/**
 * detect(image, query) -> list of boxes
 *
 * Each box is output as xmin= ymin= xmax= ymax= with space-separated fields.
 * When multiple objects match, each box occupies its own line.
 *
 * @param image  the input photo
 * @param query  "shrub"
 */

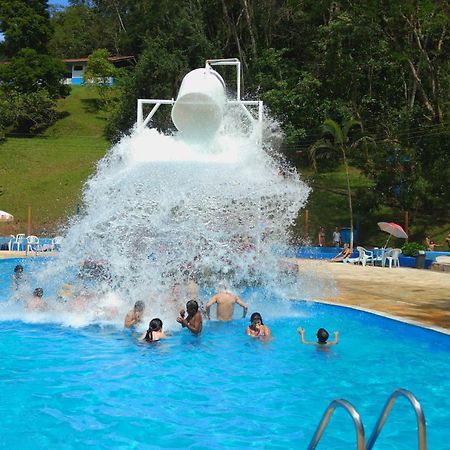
xmin=401 ymin=242 xmax=427 ymax=257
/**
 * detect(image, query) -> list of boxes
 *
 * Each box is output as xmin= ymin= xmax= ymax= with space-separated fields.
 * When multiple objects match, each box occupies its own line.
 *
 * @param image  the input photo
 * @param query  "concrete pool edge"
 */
xmin=303 ymin=298 xmax=450 ymax=336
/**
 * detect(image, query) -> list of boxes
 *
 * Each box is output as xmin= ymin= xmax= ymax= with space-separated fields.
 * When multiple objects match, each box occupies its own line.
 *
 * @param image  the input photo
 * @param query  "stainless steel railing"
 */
xmin=307 ymin=399 xmax=366 ymax=450
xmin=306 ymin=388 xmax=426 ymax=450
xmin=366 ymin=388 xmax=426 ymax=450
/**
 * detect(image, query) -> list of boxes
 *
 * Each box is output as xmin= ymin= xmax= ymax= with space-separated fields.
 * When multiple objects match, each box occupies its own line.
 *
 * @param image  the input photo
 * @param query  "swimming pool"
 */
xmin=1 ymin=259 xmax=449 ymax=449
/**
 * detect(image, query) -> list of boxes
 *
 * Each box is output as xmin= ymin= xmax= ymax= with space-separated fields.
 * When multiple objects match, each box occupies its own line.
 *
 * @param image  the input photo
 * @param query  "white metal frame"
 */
xmin=136 ymin=58 xmax=263 ymax=142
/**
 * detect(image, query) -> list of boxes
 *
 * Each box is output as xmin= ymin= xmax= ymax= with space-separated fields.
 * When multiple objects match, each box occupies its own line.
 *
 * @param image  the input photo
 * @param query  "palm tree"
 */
xmin=309 ymin=119 xmax=363 ymax=249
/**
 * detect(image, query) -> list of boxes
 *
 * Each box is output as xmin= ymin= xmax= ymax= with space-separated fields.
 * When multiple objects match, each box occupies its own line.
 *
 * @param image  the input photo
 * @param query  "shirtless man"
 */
xmin=205 ymin=287 xmax=248 ymax=321
xmin=124 ymin=300 xmax=145 ymax=328
xmin=177 ymin=300 xmax=202 ymax=335
xmin=27 ymin=288 xmax=47 ymax=311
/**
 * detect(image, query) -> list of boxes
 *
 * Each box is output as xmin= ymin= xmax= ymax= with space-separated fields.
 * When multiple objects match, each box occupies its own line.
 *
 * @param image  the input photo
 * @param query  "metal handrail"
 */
xmin=366 ymin=388 xmax=426 ymax=450
xmin=307 ymin=399 xmax=366 ymax=450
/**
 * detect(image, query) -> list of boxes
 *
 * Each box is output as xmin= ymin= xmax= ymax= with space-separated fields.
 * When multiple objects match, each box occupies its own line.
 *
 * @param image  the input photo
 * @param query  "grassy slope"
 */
xmin=0 ymin=87 xmax=447 ymax=245
xmin=295 ymin=166 xmax=449 ymax=248
xmin=0 ymin=86 xmax=109 ymax=234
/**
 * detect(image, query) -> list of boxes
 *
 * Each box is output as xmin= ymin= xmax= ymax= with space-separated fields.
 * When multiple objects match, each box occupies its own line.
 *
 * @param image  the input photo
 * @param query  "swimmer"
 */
xmin=205 ymin=284 xmax=248 ymax=321
xmin=124 ymin=300 xmax=145 ymax=328
xmin=27 ymin=287 xmax=47 ymax=311
xmin=297 ymin=327 xmax=339 ymax=346
xmin=177 ymin=300 xmax=202 ymax=335
xmin=140 ymin=318 xmax=167 ymax=342
xmin=246 ymin=312 xmax=271 ymax=338
xmin=12 ymin=265 xmax=28 ymax=291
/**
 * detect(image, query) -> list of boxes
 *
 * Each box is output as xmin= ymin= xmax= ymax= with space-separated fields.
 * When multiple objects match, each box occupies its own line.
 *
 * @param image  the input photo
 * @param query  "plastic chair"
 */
xmin=26 ymin=235 xmax=41 ymax=255
xmin=51 ymin=236 xmax=64 ymax=251
xmin=10 ymin=234 xmax=26 ymax=251
xmin=356 ymin=246 xmax=374 ymax=266
xmin=384 ymin=248 xmax=402 ymax=268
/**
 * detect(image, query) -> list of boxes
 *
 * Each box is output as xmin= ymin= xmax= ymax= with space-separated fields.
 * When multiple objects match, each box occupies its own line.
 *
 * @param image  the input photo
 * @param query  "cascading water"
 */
xmin=8 ymin=64 xmax=320 ymax=327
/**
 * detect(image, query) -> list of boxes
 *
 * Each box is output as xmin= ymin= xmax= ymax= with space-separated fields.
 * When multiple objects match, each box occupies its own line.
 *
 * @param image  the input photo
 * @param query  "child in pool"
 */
xmin=140 ymin=318 xmax=166 ymax=342
xmin=246 ymin=312 xmax=271 ymax=338
xmin=297 ymin=327 xmax=339 ymax=346
xmin=12 ymin=265 xmax=28 ymax=291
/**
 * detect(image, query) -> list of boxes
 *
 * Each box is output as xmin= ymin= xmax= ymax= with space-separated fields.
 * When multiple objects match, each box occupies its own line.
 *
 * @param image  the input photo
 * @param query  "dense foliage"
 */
xmin=0 ymin=0 xmax=68 ymax=134
xmin=1 ymin=0 xmax=449 ymax=217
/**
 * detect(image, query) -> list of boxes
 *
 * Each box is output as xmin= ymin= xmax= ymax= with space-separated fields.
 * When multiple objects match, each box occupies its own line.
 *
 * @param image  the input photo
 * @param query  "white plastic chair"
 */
xmin=356 ymin=246 xmax=374 ymax=266
xmin=51 ymin=236 xmax=64 ymax=251
xmin=384 ymin=248 xmax=402 ymax=268
xmin=9 ymin=234 xmax=25 ymax=251
xmin=26 ymin=235 xmax=41 ymax=255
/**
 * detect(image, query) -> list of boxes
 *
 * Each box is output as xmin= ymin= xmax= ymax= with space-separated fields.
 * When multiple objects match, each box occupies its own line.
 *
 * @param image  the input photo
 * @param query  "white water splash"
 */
xmin=15 ymin=103 xmax=311 ymax=328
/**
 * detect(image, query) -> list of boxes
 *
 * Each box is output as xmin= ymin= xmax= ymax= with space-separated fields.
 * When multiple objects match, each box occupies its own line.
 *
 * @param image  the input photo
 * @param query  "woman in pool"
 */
xmin=297 ymin=327 xmax=339 ymax=346
xmin=12 ymin=265 xmax=28 ymax=291
xmin=140 ymin=318 xmax=166 ymax=342
xmin=246 ymin=312 xmax=271 ymax=338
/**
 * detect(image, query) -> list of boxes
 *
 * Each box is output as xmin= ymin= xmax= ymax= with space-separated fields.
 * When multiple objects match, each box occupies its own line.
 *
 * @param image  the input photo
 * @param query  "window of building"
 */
xmin=73 ymin=65 xmax=84 ymax=71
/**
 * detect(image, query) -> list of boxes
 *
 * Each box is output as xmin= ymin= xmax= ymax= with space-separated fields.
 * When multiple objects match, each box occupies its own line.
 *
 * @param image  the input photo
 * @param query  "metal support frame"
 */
xmin=136 ymin=58 xmax=263 ymax=143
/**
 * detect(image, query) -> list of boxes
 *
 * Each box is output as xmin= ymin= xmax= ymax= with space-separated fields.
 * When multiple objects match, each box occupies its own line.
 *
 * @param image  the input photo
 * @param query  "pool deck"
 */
xmin=290 ymin=259 xmax=450 ymax=334
xmin=0 ymin=251 xmax=57 ymax=259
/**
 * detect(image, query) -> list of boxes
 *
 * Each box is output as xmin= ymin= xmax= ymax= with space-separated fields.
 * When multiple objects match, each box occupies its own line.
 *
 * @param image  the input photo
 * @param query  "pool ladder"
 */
xmin=307 ymin=388 xmax=426 ymax=450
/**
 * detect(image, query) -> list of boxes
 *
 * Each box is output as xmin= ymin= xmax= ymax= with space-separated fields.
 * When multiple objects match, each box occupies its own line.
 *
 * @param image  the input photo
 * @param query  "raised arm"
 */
xmin=205 ymin=295 xmax=217 ymax=319
xmin=297 ymin=327 xmax=315 ymax=345
xmin=327 ymin=331 xmax=339 ymax=346
xmin=235 ymin=297 xmax=248 ymax=318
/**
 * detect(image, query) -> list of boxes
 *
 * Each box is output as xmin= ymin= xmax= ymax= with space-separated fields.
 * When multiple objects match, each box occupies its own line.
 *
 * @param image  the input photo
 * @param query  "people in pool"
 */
xmin=205 ymin=283 xmax=248 ymax=321
xmin=12 ymin=265 xmax=28 ymax=291
xmin=140 ymin=318 xmax=166 ymax=342
xmin=124 ymin=300 xmax=145 ymax=328
xmin=297 ymin=327 xmax=339 ymax=346
xmin=27 ymin=287 xmax=47 ymax=311
xmin=246 ymin=312 xmax=271 ymax=338
xmin=177 ymin=299 xmax=203 ymax=335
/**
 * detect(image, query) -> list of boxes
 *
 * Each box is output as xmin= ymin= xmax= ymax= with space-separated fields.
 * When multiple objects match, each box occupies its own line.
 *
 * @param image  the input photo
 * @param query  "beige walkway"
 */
xmin=0 ymin=251 xmax=57 ymax=259
xmin=291 ymin=259 xmax=450 ymax=333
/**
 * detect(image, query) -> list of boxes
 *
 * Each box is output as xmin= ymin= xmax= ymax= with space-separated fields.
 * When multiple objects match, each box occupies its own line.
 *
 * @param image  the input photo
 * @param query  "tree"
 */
xmin=311 ymin=119 xmax=364 ymax=249
xmin=0 ymin=0 xmax=52 ymax=56
xmin=0 ymin=48 xmax=68 ymax=98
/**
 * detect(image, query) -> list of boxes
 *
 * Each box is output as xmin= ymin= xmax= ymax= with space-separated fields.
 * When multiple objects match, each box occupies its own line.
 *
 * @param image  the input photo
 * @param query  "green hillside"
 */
xmin=0 ymin=85 xmax=447 ymax=246
xmin=0 ymin=86 xmax=109 ymax=235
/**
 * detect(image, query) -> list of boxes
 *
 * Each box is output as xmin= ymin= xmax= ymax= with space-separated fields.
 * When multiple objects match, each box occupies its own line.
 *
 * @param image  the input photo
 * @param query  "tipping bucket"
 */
xmin=171 ymin=68 xmax=226 ymax=135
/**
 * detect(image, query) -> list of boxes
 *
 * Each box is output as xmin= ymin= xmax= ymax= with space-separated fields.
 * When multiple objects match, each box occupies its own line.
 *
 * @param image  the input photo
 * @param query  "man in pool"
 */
xmin=124 ymin=300 xmax=145 ymax=328
xmin=177 ymin=300 xmax=202 ymax=334
xmin=205 ymin=285 xmax=248 ymax=321
xmin=297 ymin=327 xmax=339 ymax=346
xmin=27 ymin=288 xmax=47 ymax=311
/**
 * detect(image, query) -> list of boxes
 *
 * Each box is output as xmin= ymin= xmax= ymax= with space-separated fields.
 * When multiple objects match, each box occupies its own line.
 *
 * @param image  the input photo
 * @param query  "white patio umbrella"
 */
xmin=377 ymin=221 xmax=408 ymax=248
xmin=0 ymin=210 xmax=14 ymax=222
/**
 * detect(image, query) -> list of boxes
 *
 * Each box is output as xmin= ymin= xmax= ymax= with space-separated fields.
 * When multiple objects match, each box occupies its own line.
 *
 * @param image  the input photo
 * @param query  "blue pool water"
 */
xmin=1 ymin=259 xmax=449 ymax=449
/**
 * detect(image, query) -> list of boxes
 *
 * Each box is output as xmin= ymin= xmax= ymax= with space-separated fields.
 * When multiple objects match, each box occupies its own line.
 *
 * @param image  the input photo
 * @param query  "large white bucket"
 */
xmin=171 ymin=68 xmax=226 ymax=135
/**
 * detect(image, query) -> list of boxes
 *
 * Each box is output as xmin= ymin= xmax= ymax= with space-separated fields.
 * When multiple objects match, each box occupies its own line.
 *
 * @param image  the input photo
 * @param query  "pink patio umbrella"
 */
xmin=377 ymin=221 xmax=408 ymax=248
xmin=0 ymin=210 xmax=14 ymax=222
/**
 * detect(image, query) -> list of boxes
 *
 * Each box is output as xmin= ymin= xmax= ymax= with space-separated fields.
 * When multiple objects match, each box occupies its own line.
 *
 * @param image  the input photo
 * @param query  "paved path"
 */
xmin=290 ymin=259 xmax=450 ymax=334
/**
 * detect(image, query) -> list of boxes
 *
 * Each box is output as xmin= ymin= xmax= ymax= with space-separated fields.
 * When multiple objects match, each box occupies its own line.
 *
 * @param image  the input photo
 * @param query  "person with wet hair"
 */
xmin=177 ymin=299 xmax=202 ymax=335
xmin=27 ymin=287 xmax=47 ymax=311
xmin=12 ymin=264 xmax=28 ymax=291
xmin=297 ymin=327 xmax=339 ymax=346
xmin=140 ymin=318 xmax=166 ymax=342
xmin=206 ymin=283 xmax=248 ymax=321
xmin=246 ymin=312 xmax=271 ymax=338
xmin=124 ymin=300 xmax=146 ymax=328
